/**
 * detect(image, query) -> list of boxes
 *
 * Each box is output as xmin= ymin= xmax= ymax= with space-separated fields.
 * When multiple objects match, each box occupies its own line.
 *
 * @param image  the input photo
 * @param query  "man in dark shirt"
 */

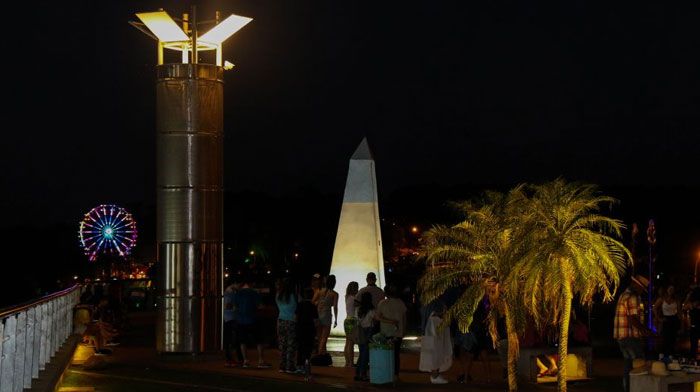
xmin=357 ymin=272 xmax=385 ymax=307
xmin=234 ymin=278 xmax=271 ymax=368
xmin=223 ymin=282 xmax=244 ymax=367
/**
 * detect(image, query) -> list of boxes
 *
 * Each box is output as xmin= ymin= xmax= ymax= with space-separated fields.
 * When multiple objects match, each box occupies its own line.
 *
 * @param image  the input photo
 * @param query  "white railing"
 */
xmin=0 ymin=285 xmax=81 ymax=392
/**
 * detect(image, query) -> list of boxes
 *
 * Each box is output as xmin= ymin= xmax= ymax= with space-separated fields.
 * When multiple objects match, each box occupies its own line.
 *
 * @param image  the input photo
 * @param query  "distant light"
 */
xmin=135 ymin=11 xmax=189 ymax=42
xmin=266 ymin=270 xmax=271 ymax=275
xmin=224 ymin=273 xmax=230 ymax=278
xmin=294 ymin=253 xmax=299 ymax=258
xmin=223 ymin=61 xmax=235 ymax=70
xmin=249 ymin=250 xmax=255 ymax=255
xmin=411 ymin=226 xmax=419 ymax=233
xmin=657 ymin=274 xmax=660 ymax=279
xmin=199 ymin=14 xmax=253 ymax=45
xmin=73 ymin=275 xmax=78 ymax=280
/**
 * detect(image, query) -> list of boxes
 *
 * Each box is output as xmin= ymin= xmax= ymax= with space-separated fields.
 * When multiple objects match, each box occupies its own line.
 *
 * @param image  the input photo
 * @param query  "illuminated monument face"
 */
xmin=329 ymin=138 xmax=385 ymax=335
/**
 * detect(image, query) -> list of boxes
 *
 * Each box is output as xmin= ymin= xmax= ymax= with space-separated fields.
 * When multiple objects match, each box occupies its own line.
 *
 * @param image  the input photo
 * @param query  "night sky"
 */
xmin=3 ymin=1 xmax=700 ymax=297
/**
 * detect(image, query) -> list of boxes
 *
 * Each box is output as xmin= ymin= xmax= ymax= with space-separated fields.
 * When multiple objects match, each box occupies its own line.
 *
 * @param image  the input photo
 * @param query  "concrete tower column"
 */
xmin=155 ymin=64 xmax=224 ymax=353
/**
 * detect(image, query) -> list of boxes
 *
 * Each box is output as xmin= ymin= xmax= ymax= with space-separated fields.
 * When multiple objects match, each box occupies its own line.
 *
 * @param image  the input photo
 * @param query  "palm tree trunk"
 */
xmin=504 ymin=304 xmax=519 ymax=392
xmin=558 ymin=282 xmax=573 ymax=392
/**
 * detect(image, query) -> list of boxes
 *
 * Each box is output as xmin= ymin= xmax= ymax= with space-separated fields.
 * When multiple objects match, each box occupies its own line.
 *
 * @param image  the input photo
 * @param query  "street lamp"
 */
xmin=131 ymin=7 xmax=252 ymax=354
xmin=133 ymin=9 xmax=251 ymax=66
xmin=646 ymin=219 xmax=656 ymax=334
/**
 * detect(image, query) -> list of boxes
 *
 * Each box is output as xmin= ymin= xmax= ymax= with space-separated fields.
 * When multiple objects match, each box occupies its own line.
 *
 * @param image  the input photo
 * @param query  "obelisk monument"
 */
xmin=329 ymin=138 xmax=385 ymax=335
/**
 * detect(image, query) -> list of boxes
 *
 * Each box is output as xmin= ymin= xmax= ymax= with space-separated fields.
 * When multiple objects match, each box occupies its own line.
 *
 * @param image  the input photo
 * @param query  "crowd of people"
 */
xmin=614 ymin=274 xmax=700 ymax=392
xmin=71 ymin=272 xmax=597 ymax=386
xmin=223 ymin=271 xmax=411 ymax=382
xmin=223 ymin=270 xmax=540 ymax=385
xmin=67 ymin=264 xmax=700 ymax=390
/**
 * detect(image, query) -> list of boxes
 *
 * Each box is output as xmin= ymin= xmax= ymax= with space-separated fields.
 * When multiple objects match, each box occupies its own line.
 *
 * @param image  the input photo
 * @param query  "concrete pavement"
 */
xmin=59 ymin=312 xmax=625 ymax=392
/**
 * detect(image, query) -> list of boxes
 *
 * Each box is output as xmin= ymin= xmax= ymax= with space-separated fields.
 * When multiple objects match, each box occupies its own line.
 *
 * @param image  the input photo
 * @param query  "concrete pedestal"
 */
xmin=630 ymin=373 xmax=700 ymax=392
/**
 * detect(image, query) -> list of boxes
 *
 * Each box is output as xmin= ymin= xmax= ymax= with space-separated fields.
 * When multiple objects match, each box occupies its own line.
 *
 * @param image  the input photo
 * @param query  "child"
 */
xmin=354 ymin=292 xmax=376 ymax=381
xmin=296 ymin=287 xmax=319 ymax=373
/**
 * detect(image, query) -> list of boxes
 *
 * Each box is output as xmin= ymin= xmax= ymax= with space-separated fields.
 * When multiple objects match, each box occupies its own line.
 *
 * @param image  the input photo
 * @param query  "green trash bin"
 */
xmin=369 ymin=343 xmax=395 ymax=385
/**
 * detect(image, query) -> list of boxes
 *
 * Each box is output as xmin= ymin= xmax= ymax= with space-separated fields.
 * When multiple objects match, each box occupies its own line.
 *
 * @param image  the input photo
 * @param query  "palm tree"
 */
xmin=510 ymin=180 xmax=630 ymax=392
xmin=418 ymin=187 xmax=528 ymax=392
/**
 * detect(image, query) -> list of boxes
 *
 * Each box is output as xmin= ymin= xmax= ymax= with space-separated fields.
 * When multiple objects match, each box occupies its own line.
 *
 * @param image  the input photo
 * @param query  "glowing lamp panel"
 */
xmin=199 ymin=14 xmax=253 ymax=45
xmin=136 ymin=11 xmax=188 ymax=42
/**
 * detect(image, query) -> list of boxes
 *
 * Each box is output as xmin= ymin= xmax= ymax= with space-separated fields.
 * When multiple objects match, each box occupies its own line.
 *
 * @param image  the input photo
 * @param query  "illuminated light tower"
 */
xmin=329 ymin=138 xmax=385 ymax=335
xmin=131 ymin=8 xmax=252 ymax=354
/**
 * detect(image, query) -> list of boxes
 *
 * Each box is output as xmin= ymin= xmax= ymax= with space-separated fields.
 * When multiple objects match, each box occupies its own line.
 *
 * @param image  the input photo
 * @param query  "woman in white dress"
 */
xmin=344 ymin=281 xmax=359 ymax=367
xmin=419 ymin=303 xmax=453 ymax=384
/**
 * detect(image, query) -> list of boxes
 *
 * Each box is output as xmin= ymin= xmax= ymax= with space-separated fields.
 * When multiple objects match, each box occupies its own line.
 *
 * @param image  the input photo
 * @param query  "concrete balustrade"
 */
xmin=0 ymin=286 xmax=81 ymax=392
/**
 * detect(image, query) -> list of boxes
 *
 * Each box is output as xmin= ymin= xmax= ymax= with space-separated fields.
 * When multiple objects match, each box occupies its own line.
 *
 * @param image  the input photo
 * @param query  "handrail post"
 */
xmin=0 ymin=314 xmax=17 ymax=392
xmin=13 ymin=312 xmax=26 ymax=392
xmin=23 ymin=307 xmax=35 ymax=389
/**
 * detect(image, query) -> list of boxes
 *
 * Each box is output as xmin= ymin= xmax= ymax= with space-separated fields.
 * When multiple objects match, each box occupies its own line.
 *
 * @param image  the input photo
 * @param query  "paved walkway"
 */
xmin=59 ymin=312 xmax=625 ymax=392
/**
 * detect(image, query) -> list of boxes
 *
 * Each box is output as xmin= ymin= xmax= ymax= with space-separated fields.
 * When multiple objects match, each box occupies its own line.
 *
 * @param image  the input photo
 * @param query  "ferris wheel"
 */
xmin=79 ymin=204 xmax=138 ymax=262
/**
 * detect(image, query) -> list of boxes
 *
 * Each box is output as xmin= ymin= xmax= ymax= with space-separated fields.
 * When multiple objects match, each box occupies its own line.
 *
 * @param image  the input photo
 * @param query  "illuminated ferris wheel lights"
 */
xmin=78 ymin=204 xmax=138 ymax=262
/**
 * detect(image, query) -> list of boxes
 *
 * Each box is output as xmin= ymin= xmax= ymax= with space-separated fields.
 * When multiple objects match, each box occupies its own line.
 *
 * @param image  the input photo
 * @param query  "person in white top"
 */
xmin=313 ymin=275 xmax=339 ymax=355
xmin=653 ymin=285 xmax=681 ymax=356
xmin=376 ymin=285 xmax=407 ymax=379
xmin=419 ymin=302 xmax=452 ymax=384
xmin=343 ymin=281 xmax=359 ymax=367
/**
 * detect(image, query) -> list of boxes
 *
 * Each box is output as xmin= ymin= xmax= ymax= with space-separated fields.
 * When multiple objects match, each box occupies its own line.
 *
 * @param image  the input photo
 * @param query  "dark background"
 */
xmin=2 ymin=1 xmax=699 ymax=306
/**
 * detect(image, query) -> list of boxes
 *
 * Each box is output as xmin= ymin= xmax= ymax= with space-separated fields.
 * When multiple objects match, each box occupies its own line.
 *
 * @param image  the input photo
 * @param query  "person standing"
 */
xmin=357 ymin=272 xmax=385 ymax=308
xmin=683 ymin=287 xmax=700 ymax=359
xmin=235 ymin=277 xmax=271 ymax=368
xmin=224 ymin=282 xmax=244 ymax=367
xmin=276 ymin=278 xmax=297 ymax=373
xmin=419 ymin=302 xmax=452 ymax=384
xmin=344 ymin=281 xmax=359 ymax=367
xmin=313 ymin=275 xmax=338 ymax=355
xmin=455 ymin=304 xmax=492 ymax=383
xmin=296 ymin=288 xmax=319 ymax=372
xmin=354 ymin=292 xmax=376 ymax=382
xmin=615 ymin=275 xmax=653 ymax=392
xmin=654 ymin=285 xmax=681 ymax=357
xmin=376 ymin=285 xmax=407 ymax=379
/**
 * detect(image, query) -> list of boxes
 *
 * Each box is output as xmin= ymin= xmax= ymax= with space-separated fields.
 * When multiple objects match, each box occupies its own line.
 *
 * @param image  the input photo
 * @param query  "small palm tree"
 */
xmin=510 ymin=180 xmax=630 ymax=392
xmin=418 ymin=187 xmax=528 ymax=392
